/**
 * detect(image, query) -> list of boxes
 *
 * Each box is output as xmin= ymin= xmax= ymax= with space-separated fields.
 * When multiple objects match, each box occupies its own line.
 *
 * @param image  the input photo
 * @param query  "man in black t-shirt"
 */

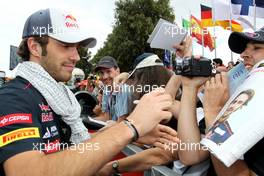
xmin=0 ymin=77 xmax=71 ymax=175
xmin=0 ymin=8 xmax=173 ymax=175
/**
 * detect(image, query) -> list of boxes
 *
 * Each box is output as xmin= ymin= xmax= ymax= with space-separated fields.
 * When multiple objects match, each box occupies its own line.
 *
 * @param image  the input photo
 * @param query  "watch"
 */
xmin=112 ymin=160 xmax=119 ymax=174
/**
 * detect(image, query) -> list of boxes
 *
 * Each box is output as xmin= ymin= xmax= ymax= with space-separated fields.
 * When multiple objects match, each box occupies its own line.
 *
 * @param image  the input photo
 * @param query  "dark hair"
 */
xmin=213 ymin=58 xmax=223 ymax=66
xmin=234 ymin=89 xmax=255 ymax=106
xmin=219 ymin=89 xmax=255 ymax=122
xmin=228 ymin=61 xmax=234 ymax=65
xmin=17 ymin=36 xmax=49 ymax=61
xmin=126 ymin=66 xmax=173 ymax=113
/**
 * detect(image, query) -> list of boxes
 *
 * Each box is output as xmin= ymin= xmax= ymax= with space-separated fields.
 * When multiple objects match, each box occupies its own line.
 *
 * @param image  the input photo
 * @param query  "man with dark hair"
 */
xmin=0 ymin=8 xmax=173 ymax=175
xmin=95 ymin=56 xmax=130 ymax=122
xmin=213 ymin=58 xmax=228 ymax=72
xmin=17 ymin=36 xmax=49 ymax=60
xmin=167 ymin=27 xmax=264 ymax=176
xmin=207 ymin=26 xmax=264 ymax=176
xmin=213 ymin=58 xmax=223 ymax=66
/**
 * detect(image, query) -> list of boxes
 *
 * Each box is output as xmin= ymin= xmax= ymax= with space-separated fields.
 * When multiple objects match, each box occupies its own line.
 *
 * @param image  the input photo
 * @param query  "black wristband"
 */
xmin=123 ymin=119 xmax=139 ymax=142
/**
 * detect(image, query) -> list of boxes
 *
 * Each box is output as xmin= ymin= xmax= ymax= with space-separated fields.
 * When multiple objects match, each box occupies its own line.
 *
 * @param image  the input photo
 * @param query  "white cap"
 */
xmin=128 ymin=54 xmax=164 ymax=78
xmin=22 ymin=8 xmax=96 ymax=48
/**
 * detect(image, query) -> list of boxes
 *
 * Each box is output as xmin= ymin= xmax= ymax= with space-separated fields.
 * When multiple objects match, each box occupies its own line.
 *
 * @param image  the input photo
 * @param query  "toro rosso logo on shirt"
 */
xmin=0 ymin=113 xmax=32 ymax=127
xmin=39 ymin=103 xmax=51 ymax=112
xmin=39 ymin=103 xmax=54 ymax=122
xmin=41 ymin=112 xmax=54 ymax=122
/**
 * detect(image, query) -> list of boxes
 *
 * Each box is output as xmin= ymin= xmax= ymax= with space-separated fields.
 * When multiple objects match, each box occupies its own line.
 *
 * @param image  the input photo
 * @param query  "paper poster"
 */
xmin=201 ymin=61 xmax=264 ymax=167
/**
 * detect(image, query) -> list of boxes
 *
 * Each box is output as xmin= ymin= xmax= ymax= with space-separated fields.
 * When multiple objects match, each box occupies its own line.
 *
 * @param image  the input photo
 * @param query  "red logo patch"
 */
xmin=0 ymin=114 xmax=32 ymax=127
xmin=41 ymin=112 xmax=54 ymax=122
xmin=44 ymin=139 xmax=60 ymax=154
xmin=39 ymin=103 xmax=51 ymax=112
xmin=65 ymin=14 xmax=79 ymax=28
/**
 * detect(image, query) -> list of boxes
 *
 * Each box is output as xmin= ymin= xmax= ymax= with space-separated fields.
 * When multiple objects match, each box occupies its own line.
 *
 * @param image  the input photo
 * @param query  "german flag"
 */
xmin=201 ymin=4 xmax=215 ymax=27
xmin=200 ymin=4 xmax=243 ymax=32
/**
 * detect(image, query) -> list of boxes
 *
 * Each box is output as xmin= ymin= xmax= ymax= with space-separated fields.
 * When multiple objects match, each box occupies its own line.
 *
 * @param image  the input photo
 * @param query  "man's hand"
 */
xmin=204 ymin=72 xmax=230 ymax=126
xmin=173 ymin=36 xmax=192 ymax=58
xmin=136 ymin=124 xmax=179 ymax=145
xmin=113 ymin=72 xmax=129 ymax=85
xmin=127 ymin=88 xmax=173 ymax=137
xmin=95 ymin=163 xmax=113 ymax=176
xmin=181 ymin=76 xmax=208 ymax=90
xmin=93 ymin=105 xmax=103 ymax=116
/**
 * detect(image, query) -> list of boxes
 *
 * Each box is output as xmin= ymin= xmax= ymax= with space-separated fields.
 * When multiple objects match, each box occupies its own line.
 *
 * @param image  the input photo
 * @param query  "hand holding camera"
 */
xmin=175 ymin=56 xmax=213 ymax=77
xmin=173 ymin=36 xmax=192 ymax=58
xmin=173 ymin=36 xmax=213 ymax=77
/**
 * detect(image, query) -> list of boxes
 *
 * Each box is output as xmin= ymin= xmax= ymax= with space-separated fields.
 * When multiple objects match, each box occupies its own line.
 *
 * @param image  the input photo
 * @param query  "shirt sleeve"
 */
xmin=115 ymin=85 xmax=130 ymax=118
xmin=101 ymin=89 xmax=109 ymax=113
xmin=0 ymin=89 xmax=43 ymax=164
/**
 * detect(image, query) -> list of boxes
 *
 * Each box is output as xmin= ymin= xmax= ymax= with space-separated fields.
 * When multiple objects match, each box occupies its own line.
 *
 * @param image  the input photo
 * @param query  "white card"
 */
xmin=148 ymin=18 xmax=187 ymax=51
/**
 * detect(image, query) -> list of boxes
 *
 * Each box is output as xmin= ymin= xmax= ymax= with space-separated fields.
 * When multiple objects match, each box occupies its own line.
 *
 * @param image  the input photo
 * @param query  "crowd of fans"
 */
xmin=65 ymin=39 xmax=262 ymax=175
xmin=0 ymin=7 xmax=264 ymax=176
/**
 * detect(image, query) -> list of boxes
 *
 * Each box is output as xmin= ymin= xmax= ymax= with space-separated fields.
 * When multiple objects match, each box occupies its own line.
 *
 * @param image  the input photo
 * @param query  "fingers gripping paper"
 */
xmin=201 ymin=60 xmax=264 ymax=167
xmin=147 ymin=19 xmax=187 ymax=51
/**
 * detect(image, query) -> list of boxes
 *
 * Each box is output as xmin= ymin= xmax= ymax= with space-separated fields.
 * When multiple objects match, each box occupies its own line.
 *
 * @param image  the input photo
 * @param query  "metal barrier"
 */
xmin=122 ymin=144 xmax=181 ymax=176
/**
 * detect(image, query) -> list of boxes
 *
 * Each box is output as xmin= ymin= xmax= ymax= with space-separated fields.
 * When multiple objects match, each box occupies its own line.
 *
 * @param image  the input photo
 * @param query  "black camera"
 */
xmin=175 ymin=56 xmax=212 ymax=77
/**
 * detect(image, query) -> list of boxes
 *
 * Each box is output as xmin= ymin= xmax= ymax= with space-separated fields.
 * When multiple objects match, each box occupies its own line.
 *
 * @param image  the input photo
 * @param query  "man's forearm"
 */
xmin=5 ymin=122 xmax=134 ymax=176
xmin=178 ymin=87 xmax=201 ymax=144
xmin=177 ymin=87 xmax=208 ymax=165
xmin=165 ymin=75 xmax=181 ymax=99
xmin=46 ymin=122 xmax=134 ymax=175
xmin=5 ymin=88 xmax=172 ymax=176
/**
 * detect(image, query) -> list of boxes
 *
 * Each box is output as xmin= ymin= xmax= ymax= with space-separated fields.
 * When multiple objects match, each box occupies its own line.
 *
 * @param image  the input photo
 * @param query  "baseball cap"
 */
xmin=94 ymin=56 xmax=118 ymax=72
xmin=228 ymin=27 xmax=264 ymax=54
xmin=128 ymin=53 xmax=164 ymax=78
xmin=22 ymin=8 xmax=96 ymax=48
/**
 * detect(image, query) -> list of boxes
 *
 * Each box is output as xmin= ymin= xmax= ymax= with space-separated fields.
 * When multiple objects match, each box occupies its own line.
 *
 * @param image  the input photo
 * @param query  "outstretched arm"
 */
xmin=177 ymin=76 xmax=209 ymax=165
xmin=4 ymin=88 xmax=173 ymax=176
xmin=97 ymin=147 xmax=178 ymax=175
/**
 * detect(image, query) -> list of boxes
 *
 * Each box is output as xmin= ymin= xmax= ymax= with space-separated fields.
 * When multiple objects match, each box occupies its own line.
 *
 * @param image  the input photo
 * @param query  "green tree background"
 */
xmin=90 ymin=0 xmax=175 ymax=72
xmin=76 ymin=47 xmax=94 ymax=77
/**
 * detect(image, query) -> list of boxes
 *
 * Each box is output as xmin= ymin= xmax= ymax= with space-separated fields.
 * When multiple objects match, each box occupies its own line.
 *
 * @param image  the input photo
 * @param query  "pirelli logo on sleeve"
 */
xmin=0 ymin=127 xmax=40 ymax=147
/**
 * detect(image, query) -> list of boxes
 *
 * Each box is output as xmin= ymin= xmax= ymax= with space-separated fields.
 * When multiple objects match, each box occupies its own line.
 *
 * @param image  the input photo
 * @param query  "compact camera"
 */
xmin=175 ymin=56 xmax=213 ymax=77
